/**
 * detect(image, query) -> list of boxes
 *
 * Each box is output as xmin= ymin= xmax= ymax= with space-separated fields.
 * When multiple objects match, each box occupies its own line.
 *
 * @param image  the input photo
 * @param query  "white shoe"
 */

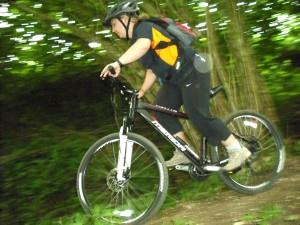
xmin=165 ymin=150 xmax=190 ymax=167
xmin=222 ymin=146 xmax=252 ymax=171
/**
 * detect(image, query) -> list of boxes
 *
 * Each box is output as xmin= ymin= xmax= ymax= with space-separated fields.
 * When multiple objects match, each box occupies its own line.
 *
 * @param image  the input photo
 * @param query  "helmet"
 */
xmin=103 ymin=0 xmax=139 ymax=26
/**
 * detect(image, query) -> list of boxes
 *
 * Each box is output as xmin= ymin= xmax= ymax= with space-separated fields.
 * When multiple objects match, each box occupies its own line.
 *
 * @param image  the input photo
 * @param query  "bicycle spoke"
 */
xmin=124 ymin=186 xmax=143 ymax=212
xmin=131 ymin=161 xmax=157 ymax=177
xmin=256 ymin=120 xmax=264 ymax=138
xmin=235 ymin=118 xmax=244 ymax=135
xmin=260 ymin=142 xmax=276 ymax=152
xmin=243 ymin=118 xmax=252 ymax=137
xmin=220 ymin=112 xmax=285 ymax=194
xmin=109 ymin=191 xmax=121 ymax=209
xmin=129 ymin=181 xmax=156 ymax=194
xmin=258 ymin=130 xmax=271 ymax=141
xmin=128 ymin=182 xmax=155 ymax=209
xmin=112 ymin=143 xmax=118 ymax=166
xmin=131 ymin=148 xmax=147 ymax=165
xmin=77 ymin=134 xmax=168 ymax=224
xmin=102 ymin=148 xmax=116 ymax=167
xmin=89 ymin=186 xmax=111 ymax=205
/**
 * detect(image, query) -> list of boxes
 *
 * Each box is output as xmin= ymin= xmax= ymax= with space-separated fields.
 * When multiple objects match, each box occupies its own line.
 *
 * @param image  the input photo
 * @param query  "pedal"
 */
xmin=175 ymin=164 xmax=190 ymax=172
xmin=203 ymin=165 xmax=221 ymax=172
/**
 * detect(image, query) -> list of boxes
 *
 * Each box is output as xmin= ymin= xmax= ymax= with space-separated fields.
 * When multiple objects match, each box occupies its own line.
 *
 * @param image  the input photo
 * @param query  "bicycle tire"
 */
xmin=217 ymin=110 xmax=285 ymax=195
xmin=76 ymin=132 xmax=168 ymax=224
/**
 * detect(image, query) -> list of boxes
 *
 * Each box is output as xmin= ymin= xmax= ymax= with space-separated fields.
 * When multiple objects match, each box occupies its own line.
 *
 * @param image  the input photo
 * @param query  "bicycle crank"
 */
xmin=175 ymin=164 xmax=190 ymax=172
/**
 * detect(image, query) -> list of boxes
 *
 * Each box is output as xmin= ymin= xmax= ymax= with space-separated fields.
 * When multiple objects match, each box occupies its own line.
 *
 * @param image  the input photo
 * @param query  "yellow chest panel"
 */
xmin=151 ymin=27 xmax=178 ymax=66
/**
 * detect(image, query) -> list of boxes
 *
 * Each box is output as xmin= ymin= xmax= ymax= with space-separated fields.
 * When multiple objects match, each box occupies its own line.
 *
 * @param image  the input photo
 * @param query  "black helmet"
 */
xmin=103 ymin=0 xmax=139 ymax=27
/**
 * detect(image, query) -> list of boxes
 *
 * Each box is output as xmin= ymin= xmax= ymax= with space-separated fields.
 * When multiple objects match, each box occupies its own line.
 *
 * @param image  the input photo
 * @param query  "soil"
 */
xmin=147 ymin=155 xmax=300 ymax=225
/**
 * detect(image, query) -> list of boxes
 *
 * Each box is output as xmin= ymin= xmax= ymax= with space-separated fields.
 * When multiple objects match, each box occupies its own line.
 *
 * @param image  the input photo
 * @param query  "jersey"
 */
xmin=132 ymin=20 xmax=195 ymax=83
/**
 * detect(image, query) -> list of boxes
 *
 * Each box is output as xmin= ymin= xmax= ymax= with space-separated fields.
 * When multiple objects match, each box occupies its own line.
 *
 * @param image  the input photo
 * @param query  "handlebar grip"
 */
xmin=108 ymin=65 xmax=116 ymax=75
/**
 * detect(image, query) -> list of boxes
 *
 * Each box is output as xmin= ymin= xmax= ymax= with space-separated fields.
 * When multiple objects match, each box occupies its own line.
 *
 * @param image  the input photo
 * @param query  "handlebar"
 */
xmin=108 ymin=65 xmax=116 ymax=75
xmin=105 ymin=72 xmax=136 ymax=100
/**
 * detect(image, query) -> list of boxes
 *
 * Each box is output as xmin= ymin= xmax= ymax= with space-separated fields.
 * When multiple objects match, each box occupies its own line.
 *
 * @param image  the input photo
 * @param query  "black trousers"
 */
xmin=155 ymin=71 xmax=231 ymax=146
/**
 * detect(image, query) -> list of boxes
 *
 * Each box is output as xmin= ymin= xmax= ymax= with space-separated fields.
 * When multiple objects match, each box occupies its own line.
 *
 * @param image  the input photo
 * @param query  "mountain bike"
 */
xmin=76 ymin=73 xmax=285 ymax=225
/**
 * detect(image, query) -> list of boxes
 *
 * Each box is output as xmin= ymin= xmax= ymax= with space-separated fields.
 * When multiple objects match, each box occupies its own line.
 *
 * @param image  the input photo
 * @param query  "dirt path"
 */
xmin=148 ymin=155 xmax=300 ymax=225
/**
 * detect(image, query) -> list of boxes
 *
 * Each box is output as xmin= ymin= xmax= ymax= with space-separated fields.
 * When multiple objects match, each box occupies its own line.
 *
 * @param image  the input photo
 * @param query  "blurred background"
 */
xmin=1 ymin=0 xmax=299 ymax=224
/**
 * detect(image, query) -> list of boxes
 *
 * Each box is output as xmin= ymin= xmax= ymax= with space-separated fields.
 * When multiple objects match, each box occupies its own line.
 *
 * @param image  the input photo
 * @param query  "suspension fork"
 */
xmin=116 ymin=117 xmax=134 ymax=182
xmin=116 ymin=92 xmax=138 ymax=182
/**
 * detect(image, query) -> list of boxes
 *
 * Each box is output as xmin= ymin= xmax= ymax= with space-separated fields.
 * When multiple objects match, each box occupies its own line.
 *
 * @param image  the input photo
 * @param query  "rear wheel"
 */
xmin=217 ymin=111 xmax=285 ymax=195
xmin=76 ymin=132 xmax=168 ymax=224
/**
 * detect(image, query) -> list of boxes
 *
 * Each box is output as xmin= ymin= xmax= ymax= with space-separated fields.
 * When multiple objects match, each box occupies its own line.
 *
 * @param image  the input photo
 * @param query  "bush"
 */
xmin=293 ymin=139 xmax=300 ymax=155
xmin=1 ymin=124 xmax=114 ymax=225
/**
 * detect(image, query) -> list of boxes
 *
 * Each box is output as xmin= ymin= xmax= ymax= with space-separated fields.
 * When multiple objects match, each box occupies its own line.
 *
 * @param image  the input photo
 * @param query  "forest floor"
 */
xmin=148 ymin=155 xmax=300 ymax=225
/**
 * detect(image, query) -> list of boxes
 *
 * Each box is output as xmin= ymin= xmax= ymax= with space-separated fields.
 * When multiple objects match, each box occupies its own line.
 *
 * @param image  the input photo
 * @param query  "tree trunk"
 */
xmin=220 ymin=0 xmax=278 ymax=120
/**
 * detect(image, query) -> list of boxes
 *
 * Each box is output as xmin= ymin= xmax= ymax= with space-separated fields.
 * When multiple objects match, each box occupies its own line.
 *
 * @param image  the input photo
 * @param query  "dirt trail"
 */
xmin=148 ymin=155 xmax=300 ymax=225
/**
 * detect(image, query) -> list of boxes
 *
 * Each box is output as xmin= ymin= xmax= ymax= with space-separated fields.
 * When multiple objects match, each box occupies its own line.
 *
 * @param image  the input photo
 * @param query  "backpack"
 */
xmin=139 ymin=17 xmax=210 ymax=74
xmin=143 ymin=17 xmax=197 ymax=49
xmin=147 ymin=18 xmax=210 ymax=74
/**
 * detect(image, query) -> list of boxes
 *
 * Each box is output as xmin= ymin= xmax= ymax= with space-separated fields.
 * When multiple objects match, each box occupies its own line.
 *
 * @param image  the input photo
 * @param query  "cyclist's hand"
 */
xmin=137 ymin=89 xmax=145 ymax=99
xmin=100 ymin=62 xmax=120 ymax=79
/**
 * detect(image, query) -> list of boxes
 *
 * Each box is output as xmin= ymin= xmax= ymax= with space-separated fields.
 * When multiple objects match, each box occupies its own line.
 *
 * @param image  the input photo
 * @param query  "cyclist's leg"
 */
xmin=155 ymin=83 xmax=190 ymax=166
xmin=180 ymin=72 xmax=230 ymax=146
xmin=174 ymin=131 xmax=193 ymax=147
xmin=180 ymin=71 xmax=251 ymax=170
xmin=155 ymin=83 xmax=183 ymax=135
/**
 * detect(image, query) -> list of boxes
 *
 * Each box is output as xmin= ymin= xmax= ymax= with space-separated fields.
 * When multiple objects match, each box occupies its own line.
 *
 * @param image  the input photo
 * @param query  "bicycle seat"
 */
xmin=209 ymin=85 xmax=224 ymax=98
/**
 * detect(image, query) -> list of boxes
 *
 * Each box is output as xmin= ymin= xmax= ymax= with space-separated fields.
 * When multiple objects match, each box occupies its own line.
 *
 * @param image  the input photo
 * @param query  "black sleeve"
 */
xmin=133 ymin=21 xmax=153 ymax=41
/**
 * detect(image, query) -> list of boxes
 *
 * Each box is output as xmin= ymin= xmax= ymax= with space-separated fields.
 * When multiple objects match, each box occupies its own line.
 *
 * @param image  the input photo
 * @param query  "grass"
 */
xmin=51 ymin=214 xmax=200 ymax=225
xmin=161 ymin=171 xmax=224 ymax=210
xmin=241 ymin=204 xmax=283 ymax=225
xmin=2 ymin=124 xmax=115 ymax=225
xmin=293 ymin=139 xmax=300 ymax=155
xmin=170 ymin=218 xmax=198 ymax=225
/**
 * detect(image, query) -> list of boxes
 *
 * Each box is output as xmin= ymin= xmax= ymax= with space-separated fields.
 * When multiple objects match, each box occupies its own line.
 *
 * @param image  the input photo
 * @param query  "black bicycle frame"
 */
xmin=121 ymin=92 xmax=205 ymax=170
xmin=111 ymin=77 xmax=224 ymax=170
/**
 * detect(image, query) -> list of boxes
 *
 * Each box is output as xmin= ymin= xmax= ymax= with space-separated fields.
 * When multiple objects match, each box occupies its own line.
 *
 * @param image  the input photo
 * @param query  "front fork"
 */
xmin=116 ymin=121 xmax=133 ymax=182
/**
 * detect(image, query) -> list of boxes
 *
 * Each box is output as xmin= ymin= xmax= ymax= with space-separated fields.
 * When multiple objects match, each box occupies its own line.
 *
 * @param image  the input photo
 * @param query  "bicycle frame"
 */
xmin=111 ymin=78 xmax=223 ymax=181
xmin=137 ymin=102 xmax=201 ymax=166
xmin=116 ymin=95 xmax=204 ymax=182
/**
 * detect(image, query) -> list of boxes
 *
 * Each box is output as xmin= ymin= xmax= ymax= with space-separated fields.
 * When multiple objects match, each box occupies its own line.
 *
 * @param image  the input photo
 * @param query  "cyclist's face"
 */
xmin=111 ymin=18 xmax=126 ymax=38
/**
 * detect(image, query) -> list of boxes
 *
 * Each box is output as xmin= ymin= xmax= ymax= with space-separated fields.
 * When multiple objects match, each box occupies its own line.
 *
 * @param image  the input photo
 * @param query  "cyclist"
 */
xmin=100 ymin=0 xmax=251 ymax=171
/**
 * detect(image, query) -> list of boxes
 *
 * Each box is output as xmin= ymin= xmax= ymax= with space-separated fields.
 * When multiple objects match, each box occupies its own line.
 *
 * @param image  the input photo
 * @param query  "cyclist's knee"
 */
xmin=155 ymin=114 xmax=182 ymax=135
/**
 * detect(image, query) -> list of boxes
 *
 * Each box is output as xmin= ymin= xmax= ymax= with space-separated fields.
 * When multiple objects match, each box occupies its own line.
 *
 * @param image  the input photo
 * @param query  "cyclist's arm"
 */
xmin=118 ymin=38 xmax=151 ymax=65
xmin=138 ymin=69 xmax=157 ymax=98
xmin=100 ymin=38 xmax=151 ymax=78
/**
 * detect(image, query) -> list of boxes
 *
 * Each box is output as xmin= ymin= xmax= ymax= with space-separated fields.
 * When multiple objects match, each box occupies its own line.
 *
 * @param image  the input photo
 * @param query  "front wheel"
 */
xmin=217 ymin=110 xmax=285 ymax=195
xmin=76 ymin=132 xmax=168 ymax=224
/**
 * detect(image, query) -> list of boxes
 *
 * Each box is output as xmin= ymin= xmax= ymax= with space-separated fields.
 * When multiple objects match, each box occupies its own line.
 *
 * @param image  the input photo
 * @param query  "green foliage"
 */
xmin=171 ymin=218 xmax=197 ymax=225
xmin=245 ymin=3 xmax=300 ymax=104
xmin=242 ymin=204 xmax=283 ymax=225
xmin=292 ymin=140 xmax=300 ymax=155
xmin=176 ymin=174 xmax=223 ymax=201
xmin=161 ymin=173 xmax=224 ymax=211
xmin=1 ymin=73 xmax=116 ymax=224
xmin=2 ymin=125 xmax=98 ymax=224
xmin=1 ymin=0 xmax=300 ymax=224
